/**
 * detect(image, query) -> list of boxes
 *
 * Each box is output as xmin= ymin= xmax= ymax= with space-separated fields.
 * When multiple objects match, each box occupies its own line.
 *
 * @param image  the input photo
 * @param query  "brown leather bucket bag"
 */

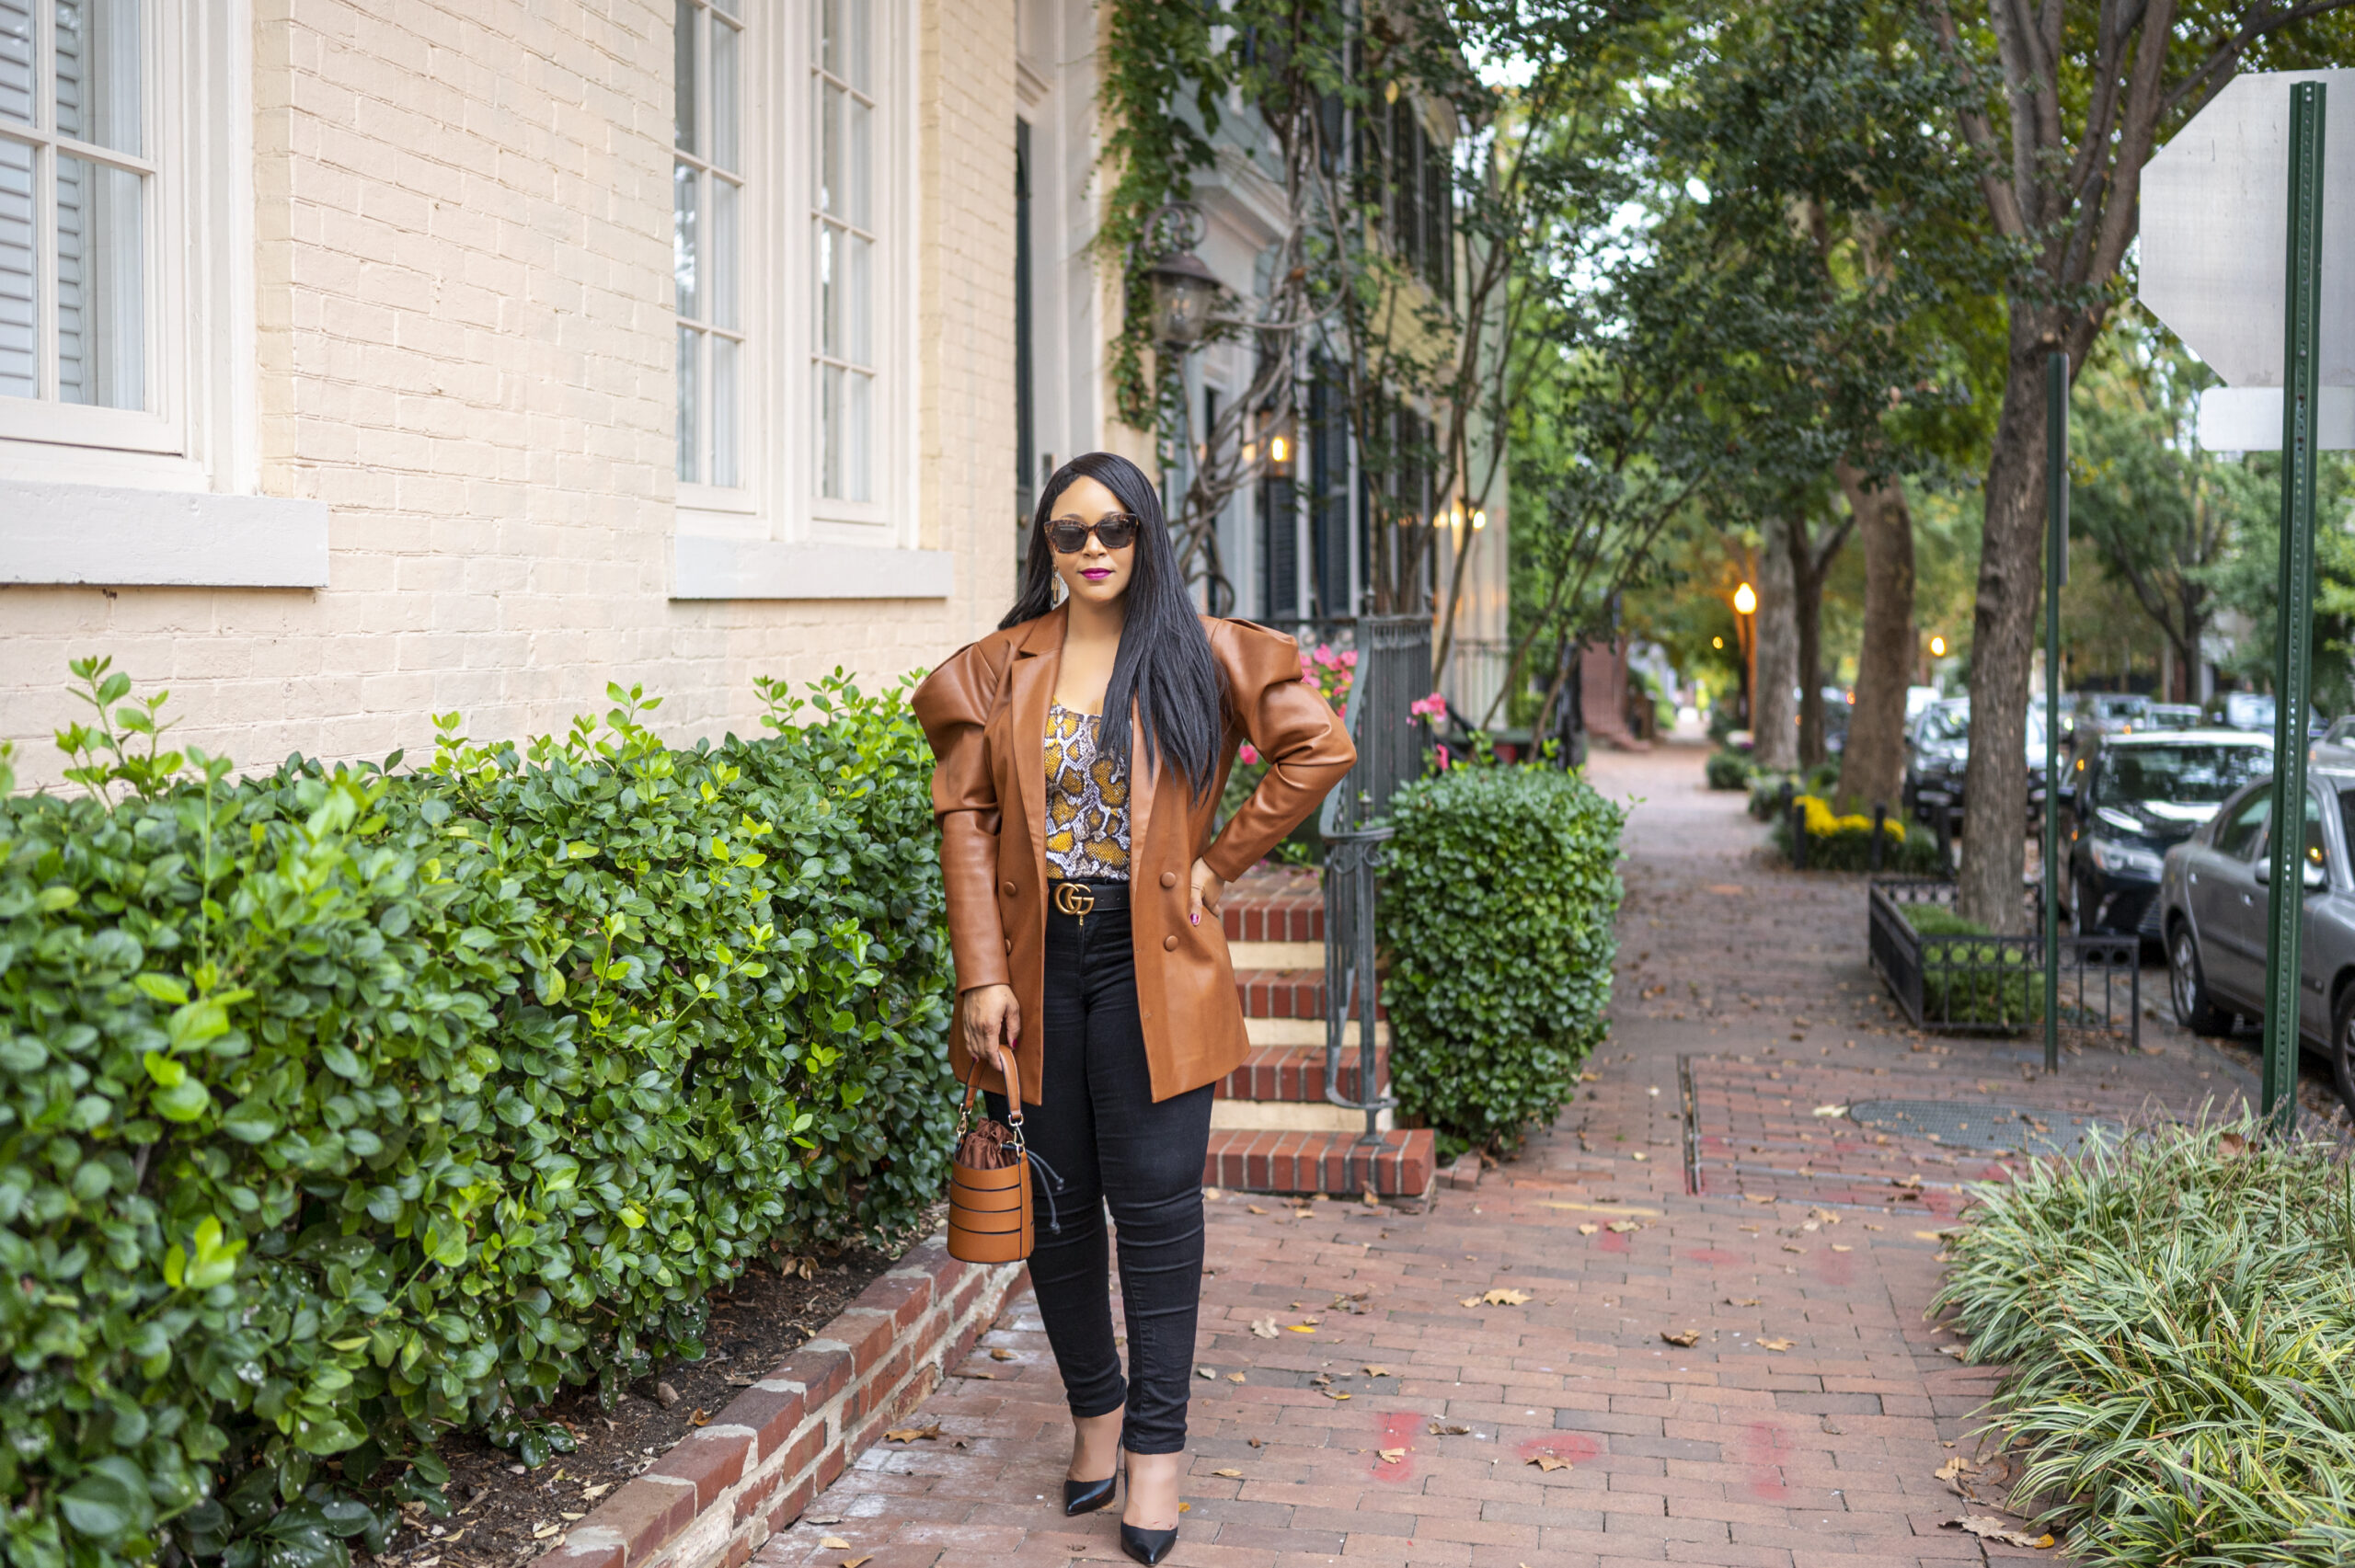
xmin=946 ymin=1054 xmax=1034 ymax=1264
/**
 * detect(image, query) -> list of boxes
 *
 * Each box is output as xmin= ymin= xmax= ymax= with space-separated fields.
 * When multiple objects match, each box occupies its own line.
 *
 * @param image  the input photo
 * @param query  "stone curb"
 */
xmin=526 ymin=1235 xmax=1023 ymax=1568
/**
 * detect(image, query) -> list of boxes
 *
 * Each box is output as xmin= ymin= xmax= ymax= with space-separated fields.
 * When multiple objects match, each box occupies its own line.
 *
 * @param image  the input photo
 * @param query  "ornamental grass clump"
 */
xmin=1378 ymin=765 xmax=1624 ymax=1155
xmin=0 ymin=660 xmax=956 ymax=1568
xmin=1933 ymin=1118 xmax=2355 ymax=1565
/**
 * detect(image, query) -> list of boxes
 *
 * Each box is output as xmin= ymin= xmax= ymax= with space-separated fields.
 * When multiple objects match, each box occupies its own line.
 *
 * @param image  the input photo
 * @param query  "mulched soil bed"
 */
xmin=369 ymin=1221 xmax=932 ymax=1568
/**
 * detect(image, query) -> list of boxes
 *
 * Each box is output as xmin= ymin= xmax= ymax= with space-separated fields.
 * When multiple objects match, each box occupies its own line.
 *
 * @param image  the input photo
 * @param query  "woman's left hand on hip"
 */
xmin=1189 ymin=857 xmax=1225 ymax=928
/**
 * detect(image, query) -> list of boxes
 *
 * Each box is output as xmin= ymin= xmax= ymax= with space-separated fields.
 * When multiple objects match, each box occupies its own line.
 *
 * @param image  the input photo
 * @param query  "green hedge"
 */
xmin=0 ymin=664 xmax=955 ymax=1568
xmin=1378 ymin=766 xmax=1624 ymax=1155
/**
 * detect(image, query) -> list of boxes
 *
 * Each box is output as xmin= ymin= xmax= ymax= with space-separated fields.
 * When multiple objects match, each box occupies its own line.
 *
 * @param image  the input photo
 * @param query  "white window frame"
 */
xmin=674 ymin=0 xmax=752 ymax=515
xmin=673 ymin=0 xmax=936 ymax=598
xmin=0 ymin=0 xmax=323 ymax=587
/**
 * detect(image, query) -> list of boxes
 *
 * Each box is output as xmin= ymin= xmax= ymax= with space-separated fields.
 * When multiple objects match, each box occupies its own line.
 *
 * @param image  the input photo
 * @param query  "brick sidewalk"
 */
xmin=752 ymin=744 xmax=2266 ymax=1568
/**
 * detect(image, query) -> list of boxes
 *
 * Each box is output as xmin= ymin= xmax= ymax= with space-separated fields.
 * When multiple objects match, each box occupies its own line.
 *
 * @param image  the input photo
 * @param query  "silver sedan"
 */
xmin=2158 ymin=765 xmax=2355 ymax=1115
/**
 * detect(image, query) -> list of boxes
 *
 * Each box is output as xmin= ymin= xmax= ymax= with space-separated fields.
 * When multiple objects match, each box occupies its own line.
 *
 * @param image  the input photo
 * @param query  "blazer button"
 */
xmin=1004 ymin=937 xmax=1013 ymax=954
xmin=1163 ymin=933 xmax=1178 ymax=950
xmin=1160 ymin=871 xmax=1178 ymax=888
xmin=1003 ymin=880 xmax=1017 ymax=898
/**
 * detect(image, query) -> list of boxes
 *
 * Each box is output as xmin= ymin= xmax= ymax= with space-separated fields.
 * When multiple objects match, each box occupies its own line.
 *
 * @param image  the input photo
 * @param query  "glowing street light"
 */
xmin=1733 ymin=582 xmax=1757 ymax=615
xmin=1929 ymin=635 xmax=1947 ymax=658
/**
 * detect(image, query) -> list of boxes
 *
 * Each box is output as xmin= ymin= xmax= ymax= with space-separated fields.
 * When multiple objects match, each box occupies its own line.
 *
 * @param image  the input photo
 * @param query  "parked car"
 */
xmin=2159 ymin=763 xmax=2355 ymax=1114
xmin=1902 ymin=697 xmax=2055 ymax=824
xmin=2067 ymin=729 xmax=2272 ymax=941
xmin=2142 ymin=704 xmax=2204 ymax=731
xmin=2074 ymin=692 xmax=2153 ymax=738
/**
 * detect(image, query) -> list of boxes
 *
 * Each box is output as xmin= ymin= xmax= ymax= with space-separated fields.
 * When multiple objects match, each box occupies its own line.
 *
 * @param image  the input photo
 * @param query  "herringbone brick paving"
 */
xmin=756 ymin=740 xmax=2268 ymax=1567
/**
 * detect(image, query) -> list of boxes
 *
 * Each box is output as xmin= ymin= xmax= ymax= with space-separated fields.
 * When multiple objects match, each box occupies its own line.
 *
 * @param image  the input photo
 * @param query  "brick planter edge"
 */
xmin=529 ymin=1235 xmax=1023 ymax=1568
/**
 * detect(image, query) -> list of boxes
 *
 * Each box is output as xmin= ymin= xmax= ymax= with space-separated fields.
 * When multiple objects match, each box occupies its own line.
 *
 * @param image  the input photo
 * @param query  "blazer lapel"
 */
xmin=1009 ymin=604 xmax=1065 ymax=877
xmin=1126 ymin=693 xmax=1155 ymax=875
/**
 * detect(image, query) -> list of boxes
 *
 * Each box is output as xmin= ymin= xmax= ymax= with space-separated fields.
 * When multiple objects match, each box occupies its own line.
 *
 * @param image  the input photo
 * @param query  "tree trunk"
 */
xmin=1956 ymin=347 xmax=2051 ymax=933
xmin=1752 ymin=524 xmax=1799 ymax=772
xmin=1833 ymin=463 xmax=1916 ymax=817
xmin=1790 ymin=515 xmax=1827 ymax=770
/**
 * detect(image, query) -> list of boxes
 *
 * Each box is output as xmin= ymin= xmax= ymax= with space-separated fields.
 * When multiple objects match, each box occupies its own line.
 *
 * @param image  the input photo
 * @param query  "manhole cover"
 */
xmin=1846 ymin=1100 xmax=2120 ymax=1156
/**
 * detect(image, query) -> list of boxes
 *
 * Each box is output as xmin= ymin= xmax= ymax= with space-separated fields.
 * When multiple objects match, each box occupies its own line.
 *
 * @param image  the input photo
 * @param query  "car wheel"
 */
xmin=2170 ymin=921 xmax=2231 ymax=1036
xmin=2333 ymin=988 xmax=2355 ymax=1123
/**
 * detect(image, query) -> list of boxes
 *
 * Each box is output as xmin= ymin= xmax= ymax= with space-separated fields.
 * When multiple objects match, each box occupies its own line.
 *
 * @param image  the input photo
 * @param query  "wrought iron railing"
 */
xmin=1867 ymin=878 xmax=2139 ymax=1049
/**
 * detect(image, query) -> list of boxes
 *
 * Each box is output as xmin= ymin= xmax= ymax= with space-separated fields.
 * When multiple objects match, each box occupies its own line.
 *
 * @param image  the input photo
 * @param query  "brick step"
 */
xmin=1214 ymin=1042 xmax=1388 ymax=1104
xmin=1234 ymin=968 xmax=1387 ymax=1023
xmin=1202 ymin=1127 xmax=1437 ymax=1197
xmin=1222 ymin=867 xmax=1326 ymax=943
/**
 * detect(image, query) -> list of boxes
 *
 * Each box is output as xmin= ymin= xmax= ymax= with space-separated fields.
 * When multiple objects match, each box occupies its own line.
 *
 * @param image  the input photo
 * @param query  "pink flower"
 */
xmin=1409 ymin=691 xmax=1447 ymax=719
xmin=1237 ymin=742 xmax=1259 ymax=765
xmin=1314 ymin=645 xmax=1341 ymax=669
xmin=1435 ymin=743 xmax=1452 ymax=769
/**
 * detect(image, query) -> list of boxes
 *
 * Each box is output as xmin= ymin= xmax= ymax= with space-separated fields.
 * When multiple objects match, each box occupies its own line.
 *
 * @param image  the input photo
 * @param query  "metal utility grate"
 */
xmin=1846 ymin=1099 xmax=2123 ymax=1157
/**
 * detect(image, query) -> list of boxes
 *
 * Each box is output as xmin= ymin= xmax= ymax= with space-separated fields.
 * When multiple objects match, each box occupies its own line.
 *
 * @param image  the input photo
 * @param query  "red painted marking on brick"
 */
xmin=1743 ymin=1420 xmax=1794 ymax=1501
xmin=1597 ymin=1227 xmax=1629 ymax=1254
xmin=1683 ymin=1248 xmax=1742 ymax=1265
xmin=1369 ymin=1412 xmax=1421 ymax=1482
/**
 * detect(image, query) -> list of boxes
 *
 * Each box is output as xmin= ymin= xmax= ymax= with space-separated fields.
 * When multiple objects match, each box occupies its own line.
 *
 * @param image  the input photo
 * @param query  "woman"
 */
xmin=912 ymin=452 xmax=1354 ymax=1563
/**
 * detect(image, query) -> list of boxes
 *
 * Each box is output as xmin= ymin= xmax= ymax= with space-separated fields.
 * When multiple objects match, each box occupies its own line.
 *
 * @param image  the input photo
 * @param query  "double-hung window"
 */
xmin=671 ymin=0 xmax=931 ymax=598
xmin=3 ymin=0 xmax=156 ymax=434
xmin=675 ymin=0 xmax=743 ymax=491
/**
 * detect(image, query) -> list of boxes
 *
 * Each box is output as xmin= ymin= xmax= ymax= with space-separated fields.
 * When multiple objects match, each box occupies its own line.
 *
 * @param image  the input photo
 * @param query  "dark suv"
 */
xmin=2068 ymin=728 xmax=2272 ymax=940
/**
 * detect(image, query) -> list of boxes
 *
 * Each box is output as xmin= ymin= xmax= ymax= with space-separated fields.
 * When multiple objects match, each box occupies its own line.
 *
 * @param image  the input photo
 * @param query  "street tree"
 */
xmin=1918 ymin=0 xmax=2355 ymax=931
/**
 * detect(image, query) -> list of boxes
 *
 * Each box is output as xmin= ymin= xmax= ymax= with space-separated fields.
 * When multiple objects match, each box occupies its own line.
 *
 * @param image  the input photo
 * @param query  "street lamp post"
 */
xmin=1732 ymin=582 xmax=1758 ymax=727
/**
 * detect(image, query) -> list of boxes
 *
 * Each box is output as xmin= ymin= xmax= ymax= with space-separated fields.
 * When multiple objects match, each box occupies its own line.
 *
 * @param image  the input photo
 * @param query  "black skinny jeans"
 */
xmin=987 ymin=891 xmax=1212 ymax=1456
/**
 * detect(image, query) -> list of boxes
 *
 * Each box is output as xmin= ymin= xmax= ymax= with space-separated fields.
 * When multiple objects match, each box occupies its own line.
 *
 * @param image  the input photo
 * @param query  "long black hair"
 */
xmin=1002 ymin=452 xmax=1226 ymax=797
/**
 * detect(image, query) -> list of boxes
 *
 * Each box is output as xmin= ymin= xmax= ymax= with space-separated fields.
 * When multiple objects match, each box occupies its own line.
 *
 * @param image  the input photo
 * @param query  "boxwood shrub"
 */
xmin=1377 ymin=765 xmax=1624 ymax=1155
xmin=0 ymin=665 xmax=955 ymax=1568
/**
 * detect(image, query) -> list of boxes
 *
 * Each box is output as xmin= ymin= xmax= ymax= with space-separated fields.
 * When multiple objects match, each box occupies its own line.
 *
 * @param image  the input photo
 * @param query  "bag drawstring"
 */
xmin=1026 ymin=1148 xmax=1066 ymax=1235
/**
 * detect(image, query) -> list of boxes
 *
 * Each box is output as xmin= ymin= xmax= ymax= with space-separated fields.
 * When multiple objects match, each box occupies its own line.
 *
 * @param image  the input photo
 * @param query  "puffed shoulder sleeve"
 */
xmin=912 ymin=642 xmax=1012 ymax=993
xmin=1201 ymin=621 xmax=1358 ymax=882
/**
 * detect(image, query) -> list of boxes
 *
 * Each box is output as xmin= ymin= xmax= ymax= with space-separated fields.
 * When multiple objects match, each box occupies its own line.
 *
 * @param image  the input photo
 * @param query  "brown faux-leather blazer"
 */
xmin=912 ymin=604 xmax=1356 ymax=1105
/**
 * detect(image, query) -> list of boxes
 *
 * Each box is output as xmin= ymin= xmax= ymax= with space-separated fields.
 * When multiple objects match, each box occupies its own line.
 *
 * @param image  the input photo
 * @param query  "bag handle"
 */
xmin=959 ymin=1047 xmax=1022 ymax=1121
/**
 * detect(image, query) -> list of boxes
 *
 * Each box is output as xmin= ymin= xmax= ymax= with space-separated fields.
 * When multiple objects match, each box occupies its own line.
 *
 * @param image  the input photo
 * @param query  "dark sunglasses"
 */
xmin=1045 ymin=514 xmax=1142 ymax=553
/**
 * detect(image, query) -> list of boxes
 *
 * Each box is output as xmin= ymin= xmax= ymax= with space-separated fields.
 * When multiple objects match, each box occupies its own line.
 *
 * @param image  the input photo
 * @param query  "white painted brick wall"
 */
xmin=0 ymin=0 xmax=1017 ymax=787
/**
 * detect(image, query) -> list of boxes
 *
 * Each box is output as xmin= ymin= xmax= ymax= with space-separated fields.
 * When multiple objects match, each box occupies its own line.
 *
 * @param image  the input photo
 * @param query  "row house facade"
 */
xmin=0 ymin=0 xmax=1506 ymax=782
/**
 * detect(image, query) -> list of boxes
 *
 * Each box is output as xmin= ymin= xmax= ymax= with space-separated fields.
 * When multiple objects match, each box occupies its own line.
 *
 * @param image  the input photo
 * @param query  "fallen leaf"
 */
xmin=1660 ymin=1329 xmax=1700 ymax=1347
xmin=1757 ymin=1337 xmax=1796 ymax=1352
xmin=1629 ymin=1152 xmax=1648 ymax=1162
xmin=1781 ymin=1243 xmax=1805 ymax=1253
xmin=953 ymin=1369 xmax=997 ymax=1379
xmin=1605 ymin=1220 xmax=1641 ymax=1234
xmin=1577 ymin=1223 xmax=1600 ymax=1235
xmin=1943 ymin=1516 xmax=2052 ymax=1549
xmin=1361 ymin=1364 xmax=1391 ymax=1377
xmin=724 ymin=1373 xmax=757 ymax=1386
xmin=1811 ymin=1104 xmax=1847 ymax=1117
xmin=843 ymin=1557 xmax=874 ymax=1568
xmin=1935 ymin=1456 xmax=1980 ymax=1484
xmin=1726 ymin=1296 xmax=1760 ymax=1307
xmin=1428 ymin=1422 xmax=1473 ymax=1436
xmin=1251 ymin=1317 xmax=1280 ymax=1338
xmin=1285 ymin=1323 xmax=1317 ymax=1333
xmin=1527 ymin=1454 xmax=1571 ymax=1472
xmin=884 ymin=1422 xmax=941 ymax=1443
xmin=1292 ymin=1207 xmax=1315 ymax=1218
xmin=1326 ymin=1391 xmax=1351 ymax=1401
xmin=1481 ymin=1288 xmax=1533 ymax=1305
xmin=1830 ymin=1243 xmax=1852 ymax=1253
xmin=1938 ymin=1344 xmax=1967 ymax=1360
xmin=580 ymin=1484 xmax=612 ymax=1502
xmin=2218 ymin=1131 xmax=2249 ymax=1158
xmin=1459 ymin=1294 xmax=1483 ymax=1307
xmin=819 ymin=1539 xmax=852 ymax=1551
xmin=1248 ymin=1205 xmax=1267 ymax=1214
xmin=1892 ymin=1173 xmax=1924 ymax=1190
xmin=1820 ymin=1416 xmax=1843 ymax=1435
xmin=1376 ymin=1448 xmax=1407 ymax=1464
xmin=1742 ymin=1194 xmax=1775 ymax=1205
xmin=990 ymin=1348 xmax=1017 ymax=1361
xmin=532 ymin=1524 xmax=560 ymax=1540
xmin=1203 ymin=1186 xmax=1222 ymax=1199
xmin=1227 ymin=1372 xmax=1246 ymax=1383
xmin=655 ymin=1381 xmax=681 ymax=1408
xmin=1179 ymin=1504 xmax=1190 ymax=1513
xmin=1198 ymin=1367 xmax=1216 ymax=1379
xmin=687 ymin=1409 xmax=710 ymax=1427
xmin=1212 ymin=1468 xmax=1244 ymax=1479
xmin=1247 ymin=1436 xmax=1263 ymax=1448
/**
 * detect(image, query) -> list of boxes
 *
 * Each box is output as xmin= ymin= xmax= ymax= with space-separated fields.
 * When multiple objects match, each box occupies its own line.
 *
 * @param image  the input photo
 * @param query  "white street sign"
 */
xmin=2141 ymin=69 xmax=2355 ymax=448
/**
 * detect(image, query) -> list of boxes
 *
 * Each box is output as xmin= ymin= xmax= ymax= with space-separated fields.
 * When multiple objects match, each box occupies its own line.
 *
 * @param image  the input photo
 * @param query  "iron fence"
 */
xmin=1867 ymin=878 xmax=2140 ymax=1049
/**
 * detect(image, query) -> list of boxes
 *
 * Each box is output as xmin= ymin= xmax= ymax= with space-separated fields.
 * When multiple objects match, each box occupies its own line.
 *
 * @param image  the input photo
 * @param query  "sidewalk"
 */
xmin=754 ymin=742 xmax=2263 ymax=1568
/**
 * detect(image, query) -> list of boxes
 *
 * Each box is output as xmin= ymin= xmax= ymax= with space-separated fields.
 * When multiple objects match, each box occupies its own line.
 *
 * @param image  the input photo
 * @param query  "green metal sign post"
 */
xmin=2260 ymin=81 xmax=2326 ymax=1133
xmin=2043 ymin=350 xmax=2066 ymax=1078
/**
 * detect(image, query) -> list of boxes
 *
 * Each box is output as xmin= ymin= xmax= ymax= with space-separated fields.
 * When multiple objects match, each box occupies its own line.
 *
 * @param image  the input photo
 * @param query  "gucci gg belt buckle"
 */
xmin=1053 ymin=881 xmax=1096 ymax=925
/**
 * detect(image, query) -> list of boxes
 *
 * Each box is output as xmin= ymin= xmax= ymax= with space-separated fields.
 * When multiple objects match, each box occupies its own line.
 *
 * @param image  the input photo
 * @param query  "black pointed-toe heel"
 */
xmin=1063 ymin=1473 xmax=1118 ymax=1517
xmin=1117 ymin=1469 xmax=1178 ymax=1565
xmin=1119 ymin=1520 xmax=1178 ymax=1565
